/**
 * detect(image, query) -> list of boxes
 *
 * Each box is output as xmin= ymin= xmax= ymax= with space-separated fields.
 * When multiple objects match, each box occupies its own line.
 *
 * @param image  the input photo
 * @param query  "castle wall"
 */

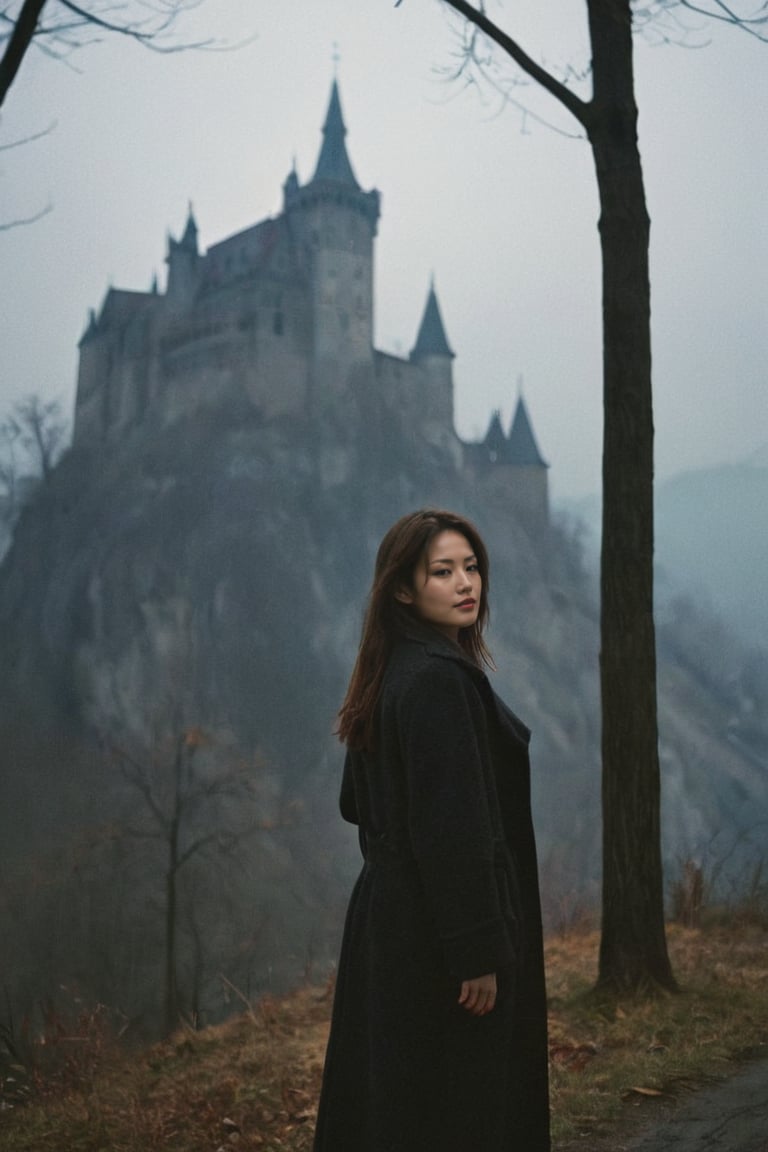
xmin=160 ymin=285 xmax=311 ymax=426
xmin=375 ymin=352 xmax=462 ymax=468
xmin=73 ymin=335 xmax=110 ymax=448
xmin=474 ymin=463 xmax=550 ymax=531
xmin=287 ymin=193 xmax=376 ymax=397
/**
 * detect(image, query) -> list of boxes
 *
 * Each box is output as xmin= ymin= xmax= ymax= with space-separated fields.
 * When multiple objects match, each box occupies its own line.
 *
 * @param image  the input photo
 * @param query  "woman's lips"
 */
xmin=456 ymin=599 xmax=476 ymax=608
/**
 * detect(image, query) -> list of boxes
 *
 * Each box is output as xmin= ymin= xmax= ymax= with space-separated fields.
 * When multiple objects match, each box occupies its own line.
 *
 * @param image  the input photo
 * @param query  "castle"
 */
xmin=73 ymin=80 xmax=548 ymax=527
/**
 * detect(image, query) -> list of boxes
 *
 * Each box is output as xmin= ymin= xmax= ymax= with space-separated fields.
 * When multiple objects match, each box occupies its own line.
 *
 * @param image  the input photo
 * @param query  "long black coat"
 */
xmin=314 ymin=631 xmax=550 ymax=1152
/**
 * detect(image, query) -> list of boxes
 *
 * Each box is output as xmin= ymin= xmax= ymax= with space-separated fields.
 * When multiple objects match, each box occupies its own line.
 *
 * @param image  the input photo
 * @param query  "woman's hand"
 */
xmin=458 ymin=972 xmax=497 ymax=1016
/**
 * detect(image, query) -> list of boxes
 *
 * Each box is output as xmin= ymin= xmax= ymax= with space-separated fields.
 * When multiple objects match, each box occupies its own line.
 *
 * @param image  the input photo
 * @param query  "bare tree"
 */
xmin=0 ymin=417 xmax=21 ymax=521
xmin=0 ymin=0 xmax=217 ymax=110
xmin=7 ymin=393 xmax=68 ymax=483
xmin=111 ymin=725 xmax=265 ymax=1035
xmin=422 ymin=0 xmax=766 ymax=994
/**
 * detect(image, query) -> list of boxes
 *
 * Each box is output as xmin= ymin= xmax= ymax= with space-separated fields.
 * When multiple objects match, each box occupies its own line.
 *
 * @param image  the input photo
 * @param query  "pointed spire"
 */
xmin=483 ymin=410 xmax=507 ymax=457
xmin=283 ymin=158 xmax=300 ymax=208
xmin=507 ymin=396 xmax=547 ymax=467
xmin=312 ymin=79 xmax=359 ymax=187
xmin=410 ymin=280 xmax=454 ymax=361
xmin=179 ymin=202 xmax=198 ymax=252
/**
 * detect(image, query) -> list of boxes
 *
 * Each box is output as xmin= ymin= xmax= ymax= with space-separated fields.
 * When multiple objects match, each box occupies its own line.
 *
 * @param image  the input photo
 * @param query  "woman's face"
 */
xmin=397 ymin=530 xmax=482 ymax=640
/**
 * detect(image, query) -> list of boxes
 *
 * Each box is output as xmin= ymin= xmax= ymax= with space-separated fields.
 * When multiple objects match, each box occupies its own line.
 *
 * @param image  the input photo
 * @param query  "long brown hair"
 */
xmin=337 ymin=509 xmax=493 ymax=750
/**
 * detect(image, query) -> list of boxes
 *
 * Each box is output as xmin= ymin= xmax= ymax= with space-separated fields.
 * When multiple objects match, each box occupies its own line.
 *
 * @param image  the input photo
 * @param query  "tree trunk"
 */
xmin=586 ymin=0 xmax=676 ymax=993
xmin=165 ymin=862 xmax=178 ymax=1034
xmin=0 ymin=0 xmax=47 ymax=109
xmin=164 ymin=738 xmax=184 ymax=1033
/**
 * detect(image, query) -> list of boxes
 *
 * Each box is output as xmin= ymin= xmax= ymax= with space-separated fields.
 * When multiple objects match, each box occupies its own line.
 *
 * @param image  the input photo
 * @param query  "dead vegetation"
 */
xmin=0 ymin=925 xmax=766 ymax=1151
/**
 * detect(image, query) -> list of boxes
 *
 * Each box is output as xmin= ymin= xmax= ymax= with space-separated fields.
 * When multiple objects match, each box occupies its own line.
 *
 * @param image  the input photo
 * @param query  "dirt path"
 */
xmin=570 ymin=1055 xmax=768 ymax=1152
xmin=620 ymin=1055 xmax=768 ymax=1152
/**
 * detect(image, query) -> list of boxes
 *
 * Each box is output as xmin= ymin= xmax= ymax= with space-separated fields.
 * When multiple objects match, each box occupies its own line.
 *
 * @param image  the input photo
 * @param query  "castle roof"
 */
xmin=311 ymin=79 xmax=359 ymax=187
xmin=507 ymin=395 xmax=548 ymax=467
xmin=410 ymin=283 xmax=454 ymax=360
xmin=467 ymin=396 xmax=548 ymax=471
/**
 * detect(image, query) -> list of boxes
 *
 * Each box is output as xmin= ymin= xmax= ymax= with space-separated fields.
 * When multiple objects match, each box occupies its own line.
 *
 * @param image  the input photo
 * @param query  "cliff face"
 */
xmin=0 ymin=403 xmax=765 ymax=1030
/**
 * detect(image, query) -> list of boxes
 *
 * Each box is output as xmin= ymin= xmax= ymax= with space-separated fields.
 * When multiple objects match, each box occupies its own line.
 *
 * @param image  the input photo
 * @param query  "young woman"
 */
xmin=313 ymin=509 xmax=550 ymax=1152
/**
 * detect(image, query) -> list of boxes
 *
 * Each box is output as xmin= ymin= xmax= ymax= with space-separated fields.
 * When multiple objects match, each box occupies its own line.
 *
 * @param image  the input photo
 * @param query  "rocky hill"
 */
xmin=1 ymin=404 xmax=765 ymax=1034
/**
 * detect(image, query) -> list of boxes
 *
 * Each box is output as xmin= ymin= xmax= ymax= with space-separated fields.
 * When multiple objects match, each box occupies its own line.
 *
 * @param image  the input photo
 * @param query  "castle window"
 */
xmin=273 ymin=311 xmax=284 ymax=336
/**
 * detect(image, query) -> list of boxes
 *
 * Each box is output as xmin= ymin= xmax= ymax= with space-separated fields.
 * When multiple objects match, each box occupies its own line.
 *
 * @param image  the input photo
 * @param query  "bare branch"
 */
xmin=0 ymin=0 xmax=231 ymax=110
xmin=0 ymin=118 xmax=55 ymax=149
xmin=431 ymin=11 xmax=586 ymax=140
xmin=679 ymin=0 xmax=768 ymax=23
xmin=111 ymin=743 xmax=169 ymax=830
xmin=676 ymin=0 xmax=768 ymax=37
xmin=437 ymin=0 xmax=591 ymax=127
xmin=56 ymin=0 xmax=214 ymax=52
xmin=638 ymin=0 xmax=768 ymax=41
xmin=0 ymin=200 xmax=52 ymax=228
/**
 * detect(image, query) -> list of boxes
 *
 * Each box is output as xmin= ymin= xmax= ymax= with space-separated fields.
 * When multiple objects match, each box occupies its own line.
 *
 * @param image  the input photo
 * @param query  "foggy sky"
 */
xmin=1 ymin=0 xmax=766 ymax=499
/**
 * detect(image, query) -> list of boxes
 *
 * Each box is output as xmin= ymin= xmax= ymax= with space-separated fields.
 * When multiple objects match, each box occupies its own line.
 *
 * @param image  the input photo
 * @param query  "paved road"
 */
xmin=621 ymin=1057 xmax=768 ymax=1152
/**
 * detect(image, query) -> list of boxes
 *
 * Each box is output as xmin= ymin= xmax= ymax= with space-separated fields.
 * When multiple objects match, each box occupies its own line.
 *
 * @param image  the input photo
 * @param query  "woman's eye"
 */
xmin=432 ymin=568 xmax=451 ymax=577
xmin=467 ymin=563 xmax=479 ymax=573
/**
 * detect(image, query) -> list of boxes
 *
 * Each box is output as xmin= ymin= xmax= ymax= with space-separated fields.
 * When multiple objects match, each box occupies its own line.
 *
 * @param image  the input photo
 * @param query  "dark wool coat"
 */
xmin=313 ymin=631 xmax=550 ymax=1152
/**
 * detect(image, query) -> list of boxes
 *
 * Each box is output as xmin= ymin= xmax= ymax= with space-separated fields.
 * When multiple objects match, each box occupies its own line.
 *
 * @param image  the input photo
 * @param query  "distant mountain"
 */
xmin=557 ymin=448 xmax=768 ymax=644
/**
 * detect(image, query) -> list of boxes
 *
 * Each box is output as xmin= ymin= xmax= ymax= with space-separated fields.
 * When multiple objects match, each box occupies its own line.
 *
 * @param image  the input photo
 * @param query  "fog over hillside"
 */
xmin=558 ymin=448 xmax=768 ymax=644
xmin=1 ymin=404 xmax=766 ymax=1035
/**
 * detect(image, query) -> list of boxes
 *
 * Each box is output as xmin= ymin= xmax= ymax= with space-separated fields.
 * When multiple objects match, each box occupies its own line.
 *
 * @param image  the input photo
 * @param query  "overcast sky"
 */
xmin=1 ymin=0 xmax=766 ymax=499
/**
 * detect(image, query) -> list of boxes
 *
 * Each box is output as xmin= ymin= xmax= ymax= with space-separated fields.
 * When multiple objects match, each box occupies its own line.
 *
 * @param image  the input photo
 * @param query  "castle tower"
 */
xmin=409 ymin=280 xmax=460 ymax=463
xmin=500 ymin=394 xmax=549 ymax=527
xmin=284 ymin=80 xmax=380 ymax=401
xmin=165 ymin=205 xmax=201 ymax=309
xmin=464 ymin=392 xmax=549 ymax=529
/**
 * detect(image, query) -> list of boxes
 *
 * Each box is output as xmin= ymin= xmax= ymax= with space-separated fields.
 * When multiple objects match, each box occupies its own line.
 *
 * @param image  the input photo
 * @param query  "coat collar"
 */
xmin=398 ymin=621 xmax=488 ymax=683
xmin=398 ymin=624 xmax=531 ymax=748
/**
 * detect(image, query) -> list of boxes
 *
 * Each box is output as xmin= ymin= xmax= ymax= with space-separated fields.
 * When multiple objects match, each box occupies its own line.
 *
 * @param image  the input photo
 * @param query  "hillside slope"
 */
xmin=1 ymin=407 xmax=765 ymax=1031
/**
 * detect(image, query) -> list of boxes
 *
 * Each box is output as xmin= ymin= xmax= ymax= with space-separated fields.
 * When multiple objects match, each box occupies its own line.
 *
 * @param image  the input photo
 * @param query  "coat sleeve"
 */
xmin=397 ymin=659 xmax=517 ymax=981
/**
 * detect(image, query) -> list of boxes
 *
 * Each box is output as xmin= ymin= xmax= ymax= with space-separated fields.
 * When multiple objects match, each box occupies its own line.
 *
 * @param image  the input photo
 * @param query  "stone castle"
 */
xmin=73 ymin=80 xmax=548 ymax=527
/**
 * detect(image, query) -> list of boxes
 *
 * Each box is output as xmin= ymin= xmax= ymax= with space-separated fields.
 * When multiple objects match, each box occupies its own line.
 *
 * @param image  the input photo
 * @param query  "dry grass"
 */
xmin=1 ymin=925 xmax=766 ymax=1151
xmin=547 ymin=922 xmax=768 ymax=1148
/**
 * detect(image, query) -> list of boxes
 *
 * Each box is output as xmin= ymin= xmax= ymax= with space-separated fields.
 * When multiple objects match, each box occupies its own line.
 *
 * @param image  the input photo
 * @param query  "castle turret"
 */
xmin=409 ymin=280 xmax=459 ymax=463
xmin=473 ymin=394 xmax=549 ymax=527
xmin=411 ymin=281 xmax=454 ymax=362
xmin=284 ymin=80 xmax=380 ymax=401
xmin=507 ymin=394 xmax=547 ymax=468
xmin=282 ymin=161 xmax=300 ymax=210
xmin=165 ymin=205 xmax=201 ymax=308
xmin=312 ymin=80 xmax=359 ymax=186
xmin=482 ymin=410 xmax=507 ymax=463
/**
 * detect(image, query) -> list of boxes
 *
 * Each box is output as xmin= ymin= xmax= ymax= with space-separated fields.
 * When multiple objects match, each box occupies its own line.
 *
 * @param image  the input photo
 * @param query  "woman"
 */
xmin=313 ymin=509 xmax=550 ymax=1152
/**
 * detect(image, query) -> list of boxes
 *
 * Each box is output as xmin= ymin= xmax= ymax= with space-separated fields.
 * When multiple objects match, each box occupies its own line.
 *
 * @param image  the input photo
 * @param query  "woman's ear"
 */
xmin=395 ymin=586 xmax=414 ymax=605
